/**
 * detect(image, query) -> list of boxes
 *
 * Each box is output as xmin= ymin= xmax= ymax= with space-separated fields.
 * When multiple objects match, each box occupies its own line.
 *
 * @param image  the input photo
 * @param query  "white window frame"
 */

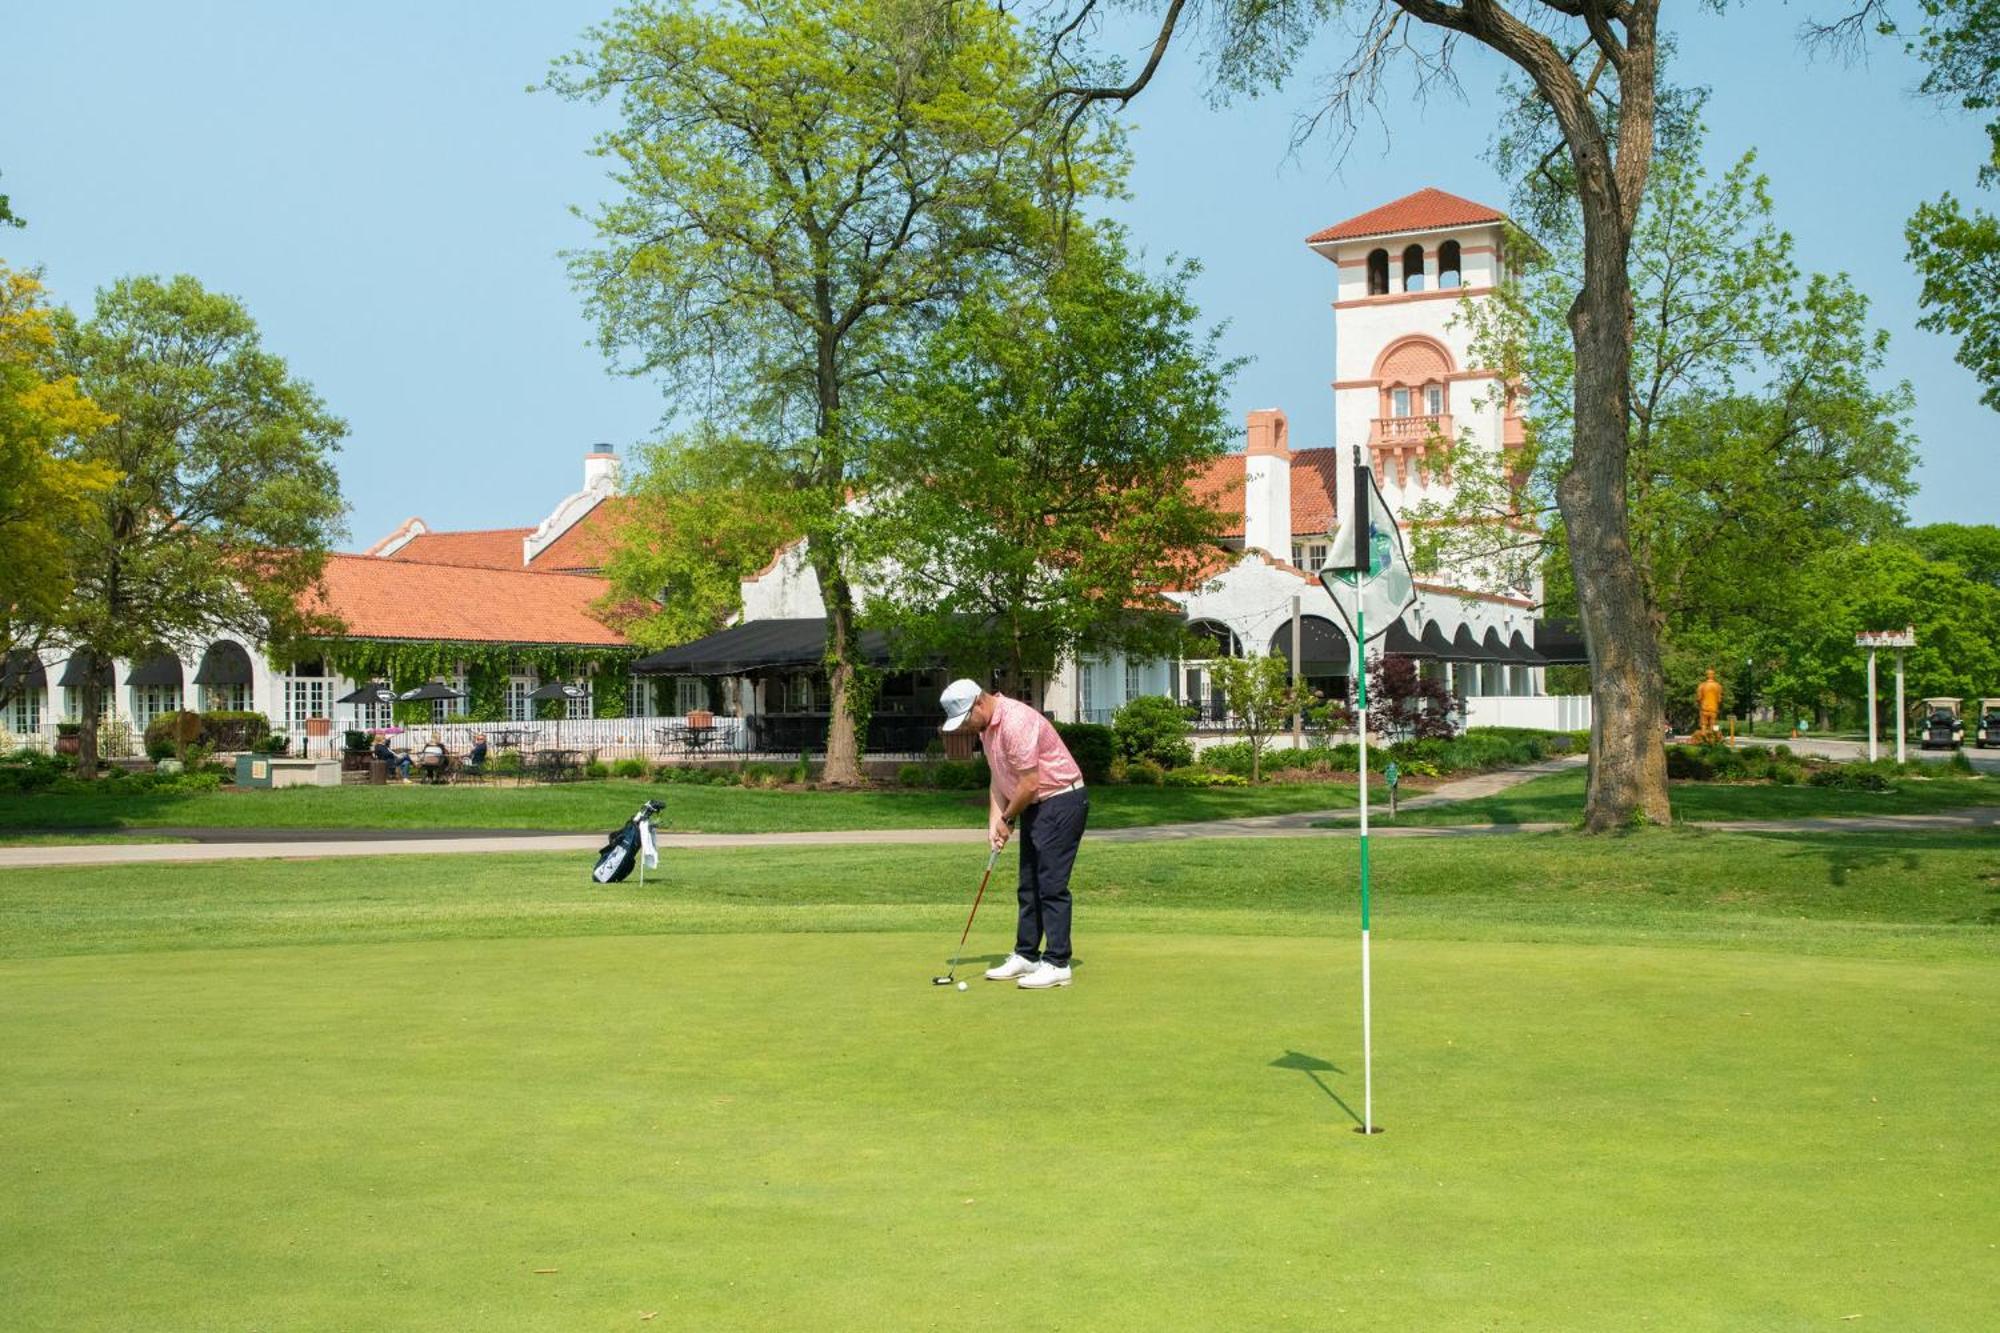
xmin=1392 ymin=387 xmax=1411 ymax=418
xmin=675 ymin=676 xmax=706 ymax=715
xmin=566 ymin=679 xmax=593 ymax=720
xmin=201 ymin=682 xmax=252 ymax=713
xmin=5 ymin=689 xmax=41 ymax=736
xmin=506 ymin=676 xmax=535 ymax=723
xmin=1425 ymin=384 xmax=1444 ymax=417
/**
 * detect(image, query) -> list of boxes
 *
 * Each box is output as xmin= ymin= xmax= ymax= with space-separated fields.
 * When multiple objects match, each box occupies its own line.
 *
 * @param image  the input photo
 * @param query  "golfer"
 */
xmin=938 ymin=678 xmax=1087 ymax=989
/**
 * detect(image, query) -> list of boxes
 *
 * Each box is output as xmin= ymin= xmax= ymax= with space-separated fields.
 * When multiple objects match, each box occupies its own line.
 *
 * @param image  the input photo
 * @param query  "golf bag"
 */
xmin=592 ymin=799 xmax=663 ymax=884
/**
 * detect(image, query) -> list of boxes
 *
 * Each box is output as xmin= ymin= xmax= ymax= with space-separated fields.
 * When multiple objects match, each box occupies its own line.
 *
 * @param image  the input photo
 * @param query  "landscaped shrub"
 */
xmin=0 ymin=749 xmax=71 ymax=794
xmin=897 ymin=763 xmax=926 ymax=787
xmin=1054 ymin=722 xmax=1115 ymax=784
xmin=584 ymin=760 xmax=612 ymax=780
xmin=1124 ymin=758 xmax=1164 ymax=785
xmin=1806 ymin=763 xmax=1895 ymax=792
xmin=1111 ymin=696 xmax=1193 ymax=769
xmin=653 ymin=765 xmax=730 ymax=785
xmin=491 ymin=751 xmax=524 ymax=776
xmin=933 ymin=757 xmax=989 ymax=790
xmin=202 ymin=711 xmax=270 ymax=752
xmin=612 ymin=756 xmax=648 ymax=779
xmin=1162 ymin=767 xmax=1248 ymax=787
xmin=1198 ymin=741 xmax=1253 ymax=776
xmin=143 ymin=710 xmax=206 ymax=761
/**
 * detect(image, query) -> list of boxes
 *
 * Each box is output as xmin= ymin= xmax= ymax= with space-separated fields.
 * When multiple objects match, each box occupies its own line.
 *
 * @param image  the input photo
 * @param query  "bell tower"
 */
xmin=1305 ymin=188 xmax=1524 ymax=510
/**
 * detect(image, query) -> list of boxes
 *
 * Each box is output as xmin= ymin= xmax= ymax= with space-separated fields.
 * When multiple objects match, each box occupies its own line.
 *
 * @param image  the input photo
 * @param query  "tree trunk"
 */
xmin=818 ymin=555 xmax=865 ymax=786
xmin=1560 ymin=214 xmax=1671 ymax=830
xmin=78 ymin=670 xmax=102 ymax=780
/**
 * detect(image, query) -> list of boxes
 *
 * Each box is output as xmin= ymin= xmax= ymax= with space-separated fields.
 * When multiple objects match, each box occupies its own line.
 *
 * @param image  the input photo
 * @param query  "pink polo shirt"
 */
xmin=980 ymin=695 xmax=1084 ymax=805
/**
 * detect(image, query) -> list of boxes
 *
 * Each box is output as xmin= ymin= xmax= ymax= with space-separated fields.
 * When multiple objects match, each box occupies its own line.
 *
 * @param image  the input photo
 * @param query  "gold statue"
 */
xmin=1693 ymin=668 xmax=1724 ymax=744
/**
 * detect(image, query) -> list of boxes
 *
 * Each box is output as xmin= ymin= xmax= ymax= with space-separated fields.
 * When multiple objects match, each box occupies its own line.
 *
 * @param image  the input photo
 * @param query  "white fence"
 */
xmin=1465 ymin=694 xmax=1593 ymax=732
xmin=364 ymin=716 xmax=748 ymax=763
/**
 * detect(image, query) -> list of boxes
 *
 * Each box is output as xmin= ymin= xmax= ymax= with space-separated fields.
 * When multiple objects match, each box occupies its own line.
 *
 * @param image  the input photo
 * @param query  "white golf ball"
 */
xmin=956 ymin=981 xmax=968 ymax=991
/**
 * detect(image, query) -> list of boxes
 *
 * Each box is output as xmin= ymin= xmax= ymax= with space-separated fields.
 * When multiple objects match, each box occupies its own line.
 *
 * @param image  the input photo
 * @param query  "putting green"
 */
xmin=2 ymin=928 xmax=1992 ymax=1329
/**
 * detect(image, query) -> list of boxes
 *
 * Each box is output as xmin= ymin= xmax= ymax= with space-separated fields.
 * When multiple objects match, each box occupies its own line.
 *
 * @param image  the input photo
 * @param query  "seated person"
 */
xmin=370 ymin=733 xmax=412 ymax=781
xmin=418 ymin=732 xmax=451 ymax=782
xmin=465 ymin=732 xmax=489 ymax=772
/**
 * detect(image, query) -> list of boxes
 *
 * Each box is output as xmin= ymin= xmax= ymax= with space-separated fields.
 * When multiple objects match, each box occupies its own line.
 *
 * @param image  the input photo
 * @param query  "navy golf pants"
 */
xmin=1015 ymin=787 xmax=1087 ymax=967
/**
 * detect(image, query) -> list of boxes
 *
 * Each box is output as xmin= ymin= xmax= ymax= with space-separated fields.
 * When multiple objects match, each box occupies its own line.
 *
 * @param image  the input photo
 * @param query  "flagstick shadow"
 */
xmin=1269 ymin=1050 xmax=1364 ymax=1129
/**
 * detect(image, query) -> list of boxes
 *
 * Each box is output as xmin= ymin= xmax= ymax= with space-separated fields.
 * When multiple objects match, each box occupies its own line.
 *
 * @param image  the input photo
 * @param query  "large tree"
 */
xmin=864 ymin=225 xmax=1235 ymax=686
xmin=0 ymin=263 xmax=115 ymax=682
xmin=1043 ymin=0 xmax=1678 ymax=828
xmin=548 ymin=0 xmax=1115 ymax=783
xmin=1419 ymin=125 xmax=1916 ymax=726
xmin=56 ymin=275 xmax=347 ymax=777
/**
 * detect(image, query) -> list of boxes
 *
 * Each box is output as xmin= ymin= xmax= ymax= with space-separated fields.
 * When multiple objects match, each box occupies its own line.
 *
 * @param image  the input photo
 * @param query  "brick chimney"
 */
xmin=1242 ymin=409 xmax=1292 ymax=558
xmin=583 ymin=442 xmax=619 ymax=492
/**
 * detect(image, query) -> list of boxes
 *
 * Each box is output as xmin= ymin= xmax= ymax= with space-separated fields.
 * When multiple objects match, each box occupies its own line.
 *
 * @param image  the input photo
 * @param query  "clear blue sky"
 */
xmin=4 ymin=2 xmax=1991 ymax=545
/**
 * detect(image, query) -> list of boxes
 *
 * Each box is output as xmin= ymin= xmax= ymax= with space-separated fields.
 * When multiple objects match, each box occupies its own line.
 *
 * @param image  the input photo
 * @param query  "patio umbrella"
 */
xmin=335 ymin=682 xmax=396 ymax=707
xmin=527 ymin=680 xmax=590 ymax=747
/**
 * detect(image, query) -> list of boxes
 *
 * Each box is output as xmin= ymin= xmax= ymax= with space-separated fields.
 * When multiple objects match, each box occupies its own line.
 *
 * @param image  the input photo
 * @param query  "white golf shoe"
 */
xmin=984 ymin=953 xmax=1037 ymax=982
xmin=1017 ymin=961 xmax=1073 ymax=989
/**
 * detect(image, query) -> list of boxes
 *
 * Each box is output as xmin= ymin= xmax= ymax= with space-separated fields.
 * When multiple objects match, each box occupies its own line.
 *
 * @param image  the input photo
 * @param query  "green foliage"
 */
xmin=1111 ymin=694 xmax=1194 ymax=769
xmin=142 ymin=710 xmax=205 ymax=761
xmin=1209 ymin=655 xmax=1309 ymax=782
xmin=1123 ymin=758 xmax=1164 ymax=786
xmin=584 ymin=760 xmax=612 ymax=781
xmin=1429 ymin=125 xmax=1917 ymax=712
xmin=0 ymin=748 xmax=72 ymax=794
xmin=1907 ymin=522 xmax=2000 ymax=588
xmin=1161 ymin=767 xmax=1247 ymax=788
xmin=1 ymin=265 xmax=117 ymax=667
xmin=652 ymin=765 xmax=735 ymax=786
xmin=53 ymin=274 xmax=348 ymax=774
xmin=897 ymin=763 xmax=926 ymax=788
xmin=323 ymin=641 xmax=639 ymax=723
xmin=201 ymin=711 xmax=270 ymax=752
xmin=866 ymin=227 xmax=1236 ymax=678
xmin=612 ymin=757 xmax=648 ymax=779
xmin=1053 ymin=722 xmax=1115 ymax=785
xmin=600 ymin=429 xmax=803 ymax=651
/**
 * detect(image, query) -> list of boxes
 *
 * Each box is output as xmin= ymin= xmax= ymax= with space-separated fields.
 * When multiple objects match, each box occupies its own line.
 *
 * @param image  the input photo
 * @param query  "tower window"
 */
xmin=1366 ymin=248 xmax=1389 ymax=296
xmin=1426 ymin=384 xmax=1444 ymax=416
xmin=1438 ymin=240 xmax=1462 ymax=289
xmin=1402 ymin=244 xmax=1426 ymax=293
xmin=1392 ymin=387 xmax=1412 ymax=418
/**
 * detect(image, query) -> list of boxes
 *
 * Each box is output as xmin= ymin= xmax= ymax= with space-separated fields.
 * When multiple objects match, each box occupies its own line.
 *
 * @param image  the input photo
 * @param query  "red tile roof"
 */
xmin=529 ymin=498 xmax=631 ymax=572
xmin=304 ymin=553 xmax=628 ymax=646
xmin=384 ymin=527 xmax=532 ymax=569
xmin=1306 ymin=188 xmax=1505 ymax=244
xmin=1190 ymin=448 xmax=1344 ymax=539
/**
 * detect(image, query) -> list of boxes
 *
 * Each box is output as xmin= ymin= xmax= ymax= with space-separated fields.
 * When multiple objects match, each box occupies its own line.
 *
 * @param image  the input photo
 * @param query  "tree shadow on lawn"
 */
xmin=1269 ymin=1050 xmax=1363 ymax=1128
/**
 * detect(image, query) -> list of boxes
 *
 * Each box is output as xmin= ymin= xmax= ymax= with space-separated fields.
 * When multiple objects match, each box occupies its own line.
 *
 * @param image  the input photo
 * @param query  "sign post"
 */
xmin=1855 ymin=628 xmax=1917 ymax=763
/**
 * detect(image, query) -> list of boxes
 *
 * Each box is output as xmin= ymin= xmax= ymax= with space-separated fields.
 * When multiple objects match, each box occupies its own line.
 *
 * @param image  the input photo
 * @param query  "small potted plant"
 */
xmin=56 ymin=722 xmax=81 ymax=756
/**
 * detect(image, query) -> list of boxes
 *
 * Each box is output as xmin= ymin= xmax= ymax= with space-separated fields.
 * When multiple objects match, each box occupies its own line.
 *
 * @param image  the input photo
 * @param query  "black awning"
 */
xmin=1450 ymin=625 xmax=1484 ymax=660
xmin=193 ymin=640 xmax=254 ymax=686
xmin=1420 ymin=621 xmax=1453 ymax=657
xmin=1266 ymin=615 xmax=1351 ymax=675
xmin=2 ymin=651 xmax=48 ymax=694
xmin=1534 ymin=617 xmax=1589 ymax=665
xmin=127 ymin=651 xmax=185 ymax=687
xmin=1481 ymin=627 xmax=1509 ymax=661
xmin=1505 ymin=630 xmax=1547 ymax=665
xmin=56 ymin=653 xmax=115 ymax=687
xmin=1382 ymin=620 xmax=1430 ymax=657
xmin=634 ymin=618 xmax=902 ymax=675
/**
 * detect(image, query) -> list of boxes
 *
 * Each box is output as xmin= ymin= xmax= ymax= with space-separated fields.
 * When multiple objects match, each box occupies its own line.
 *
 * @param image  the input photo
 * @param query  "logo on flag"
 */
xmin=1318 ymin=463 xmax=1417 ymax=644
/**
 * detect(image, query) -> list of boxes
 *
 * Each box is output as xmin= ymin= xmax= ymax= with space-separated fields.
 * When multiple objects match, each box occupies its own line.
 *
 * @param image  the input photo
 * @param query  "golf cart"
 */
xmin=1976 ymin=698 xmax=2000 ymax=749
xmin=1917 ymin=697 xmax=1964 ymax=750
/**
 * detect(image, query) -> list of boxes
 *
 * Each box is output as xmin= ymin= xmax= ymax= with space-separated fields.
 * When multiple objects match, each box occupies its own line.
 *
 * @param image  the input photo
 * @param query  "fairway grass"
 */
xmin=3 ymin=931 xmax=1992 ymax=1329
xmin=2 ymin=832 xmax=1995 ymax=1328
xmin=0 ymin=777 xmax=1368 ymax=835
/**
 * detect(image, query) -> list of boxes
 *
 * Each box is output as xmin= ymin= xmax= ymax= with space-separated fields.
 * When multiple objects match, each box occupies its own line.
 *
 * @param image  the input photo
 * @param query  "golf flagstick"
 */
xmin=1357 ymin=599 xmax=1373 ymax=1135
xmin=1320 ymin=459 xmax=1413 ymax=1137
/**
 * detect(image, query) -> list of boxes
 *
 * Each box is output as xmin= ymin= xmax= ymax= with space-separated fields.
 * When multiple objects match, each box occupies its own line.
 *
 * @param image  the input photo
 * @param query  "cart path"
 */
xmin=1 ymin=801 xmax=1990 ymax=870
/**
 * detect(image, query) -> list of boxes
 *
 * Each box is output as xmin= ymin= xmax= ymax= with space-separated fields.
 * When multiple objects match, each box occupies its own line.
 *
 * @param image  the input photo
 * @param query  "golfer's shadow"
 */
xmin=1270 ymin=1050 xmax=1364 ymax=1128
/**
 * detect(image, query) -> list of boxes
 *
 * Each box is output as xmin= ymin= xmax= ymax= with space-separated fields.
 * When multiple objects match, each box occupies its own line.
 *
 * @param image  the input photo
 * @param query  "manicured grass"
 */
xmin=1349 ymin=766 xmax=2000 ymax=827
xmin=0 ymin=778 xmax=1370 ymax=835
xmin=0 ymin=831 xmax=1994 ymax=1328
xmin=0 ymin=832 xmax=192 ymax=847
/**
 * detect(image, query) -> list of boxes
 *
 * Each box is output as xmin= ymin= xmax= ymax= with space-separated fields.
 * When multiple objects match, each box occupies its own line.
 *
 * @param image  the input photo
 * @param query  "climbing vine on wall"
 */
xmin=319 ymin=640 xmax=642 ymax=724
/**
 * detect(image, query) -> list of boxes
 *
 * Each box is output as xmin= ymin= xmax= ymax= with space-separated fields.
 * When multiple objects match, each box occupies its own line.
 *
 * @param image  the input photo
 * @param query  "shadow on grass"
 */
xmin=1269 ymin=1050 xmax=1363 ymax=1128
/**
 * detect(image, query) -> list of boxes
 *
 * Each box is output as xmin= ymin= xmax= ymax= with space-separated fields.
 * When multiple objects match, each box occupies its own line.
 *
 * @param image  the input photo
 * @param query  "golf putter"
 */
xmin=932 ymin=845 xmax=1003 ymax=986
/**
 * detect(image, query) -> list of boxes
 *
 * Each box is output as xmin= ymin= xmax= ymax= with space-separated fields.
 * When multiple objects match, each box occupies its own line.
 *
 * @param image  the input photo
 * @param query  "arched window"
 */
xmin=1366 ymin=248 xmax=1390 ymax=296
xmin=1402 ymin=244 xmax=1426 ymax=292
xmin=1438 ymin=240 xmax=1462 ymax=289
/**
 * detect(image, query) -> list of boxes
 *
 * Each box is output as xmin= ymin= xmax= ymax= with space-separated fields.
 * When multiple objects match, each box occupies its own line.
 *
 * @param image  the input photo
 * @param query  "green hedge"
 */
xmin=1054 ymin=723 xmax=1114 ymax=784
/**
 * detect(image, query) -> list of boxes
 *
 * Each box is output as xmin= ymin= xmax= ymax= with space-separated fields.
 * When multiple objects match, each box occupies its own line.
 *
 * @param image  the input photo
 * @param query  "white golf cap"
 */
xmin=938 ymin=678 xmax=983 ymax=732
